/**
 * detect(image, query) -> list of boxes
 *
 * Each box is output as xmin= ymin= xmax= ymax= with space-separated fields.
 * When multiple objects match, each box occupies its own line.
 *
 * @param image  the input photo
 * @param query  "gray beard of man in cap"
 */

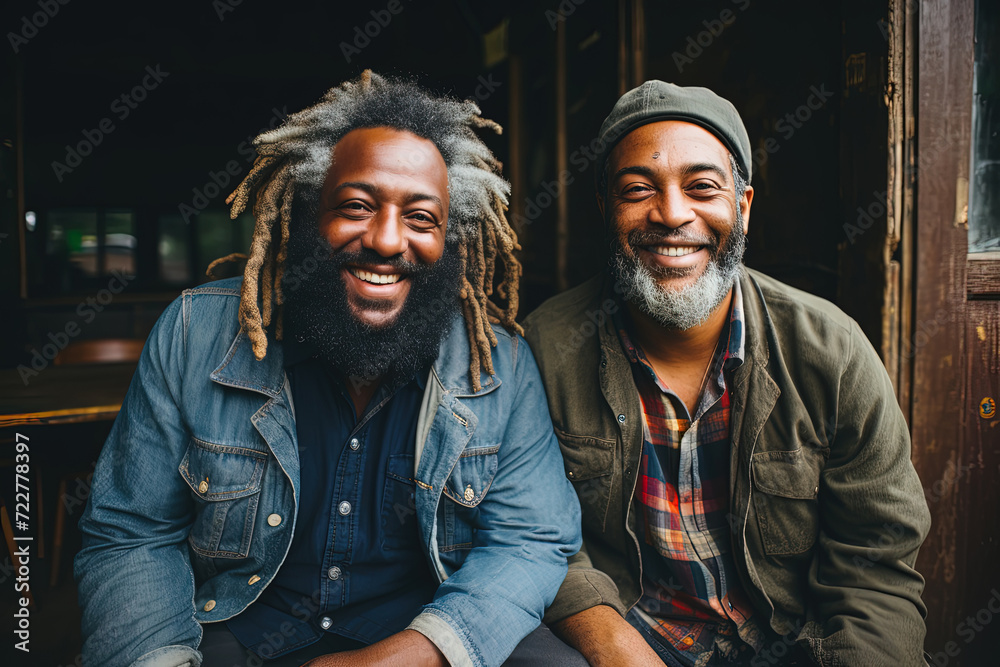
xmin=609 ymin=168 xmax=747 ymax=331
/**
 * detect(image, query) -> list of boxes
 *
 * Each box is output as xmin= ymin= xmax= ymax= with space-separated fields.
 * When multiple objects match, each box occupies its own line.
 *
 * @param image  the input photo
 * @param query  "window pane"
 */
xmin=970 ymin=0 xmax=1000 ymax=253
xmin=104 ymin=209 xmax=136 ymax=278
xmin=196 ymin=210 xmax=254 ymax=281
xmin=158 ymin=213 xmax=191 ymax=284
xmin=48 ymin=208 xmax=98 ymax=278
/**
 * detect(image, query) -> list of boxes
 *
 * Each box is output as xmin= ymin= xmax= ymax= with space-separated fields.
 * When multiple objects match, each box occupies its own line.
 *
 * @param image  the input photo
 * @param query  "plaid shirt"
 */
xmin=616 ymin=280 xmax=764 ymax=667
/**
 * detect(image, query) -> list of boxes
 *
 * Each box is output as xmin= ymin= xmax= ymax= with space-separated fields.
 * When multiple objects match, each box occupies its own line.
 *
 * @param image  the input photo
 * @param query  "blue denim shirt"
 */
xmin=228 ymin=339 xmax=438 ymax=657
xmin=75 ymin=278 xmax=582 ymax=667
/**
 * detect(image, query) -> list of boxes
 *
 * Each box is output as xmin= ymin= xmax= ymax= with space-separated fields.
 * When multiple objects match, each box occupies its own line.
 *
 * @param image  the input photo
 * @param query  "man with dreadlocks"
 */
xmin=75 ymin=71 xmax=583 ymax=667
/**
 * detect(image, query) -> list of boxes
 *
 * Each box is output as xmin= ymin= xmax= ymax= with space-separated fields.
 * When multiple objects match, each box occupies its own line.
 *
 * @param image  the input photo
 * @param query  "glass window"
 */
xmin=104 ymin=209 xmax=136 ymax=278
xmin=195 ymin=210 xmax=255 ymax=281
xmin=158 ymin=213 xmax=191 ymax=284
xmin=970 ymin=0 xmax=1000 ymax=253
xmin=48 ymin=208 xmax=98 ymax=278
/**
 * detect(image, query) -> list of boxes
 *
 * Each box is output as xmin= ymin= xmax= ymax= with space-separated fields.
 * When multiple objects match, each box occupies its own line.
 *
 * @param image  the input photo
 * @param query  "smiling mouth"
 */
xmin=648 ymin=245 xmax=703 ymax=257
xmin=349 ymin=268 xmax=403 ymax=285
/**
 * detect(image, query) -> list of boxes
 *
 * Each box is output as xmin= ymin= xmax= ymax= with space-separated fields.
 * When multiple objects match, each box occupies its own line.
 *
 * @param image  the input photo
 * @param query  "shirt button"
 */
xmin=328 ymin=566 xmax=342 ymax=581
xmin=618 ymin=414 xmax=626 ymax=423
xmin=338 ymin=501 xmax=352 ymax=516
xmin=320 ymin=616 xmax=333 ymax=630
xmin=349 ymin=438 xmax=360 ymax=450
xmin=203 ymin=600 xmax=216 ymax=612
xmin=267 ymin=514 xmax=282 ymax=527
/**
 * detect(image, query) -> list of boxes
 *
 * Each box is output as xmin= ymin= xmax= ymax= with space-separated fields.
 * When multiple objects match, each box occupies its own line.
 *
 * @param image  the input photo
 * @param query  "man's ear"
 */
xmin=740 ymin=185 xmax=754 ymax=234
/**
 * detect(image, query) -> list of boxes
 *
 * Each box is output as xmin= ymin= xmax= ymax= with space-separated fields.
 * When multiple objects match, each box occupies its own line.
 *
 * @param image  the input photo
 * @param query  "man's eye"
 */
xmin=407 ymin=212 xmax=438 ymax=227
xmin=622 ymin=184 xmax=651 ymax=195
xmin=339 ymin=201 xmax=371 ymax=213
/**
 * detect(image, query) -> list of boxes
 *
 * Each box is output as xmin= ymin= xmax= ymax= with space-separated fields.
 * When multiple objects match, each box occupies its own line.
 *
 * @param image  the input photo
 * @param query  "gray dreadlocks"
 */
xmin=210 ymin=70 xmax=522 ymax=391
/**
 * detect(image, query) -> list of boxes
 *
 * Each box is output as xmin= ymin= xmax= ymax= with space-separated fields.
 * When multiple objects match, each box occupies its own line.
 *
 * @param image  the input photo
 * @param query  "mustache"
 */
xmin=335 ymin=247 xmax=429 ymax=275
xmin=626 ymin=228 xmax=717 ymax=249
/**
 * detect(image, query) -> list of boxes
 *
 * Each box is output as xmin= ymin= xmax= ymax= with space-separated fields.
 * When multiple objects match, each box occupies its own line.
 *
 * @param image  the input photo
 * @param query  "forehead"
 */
xmin=325 ymin=127 xmax=448 ymax=188
xmin=608 ymin=120 xmax=731 ymax=173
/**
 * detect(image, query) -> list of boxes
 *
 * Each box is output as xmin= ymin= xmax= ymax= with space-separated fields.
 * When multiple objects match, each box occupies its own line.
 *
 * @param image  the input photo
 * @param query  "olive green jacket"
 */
xmin=523 ymin=268 xmax=931 ymax=667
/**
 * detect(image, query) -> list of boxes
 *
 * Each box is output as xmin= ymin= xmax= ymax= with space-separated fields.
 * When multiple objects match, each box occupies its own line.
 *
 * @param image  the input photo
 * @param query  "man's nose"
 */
xmin=362 ymin=209 xmax=407 ymax=257
xmin=648 ymin=186 xmax=696 ymax=228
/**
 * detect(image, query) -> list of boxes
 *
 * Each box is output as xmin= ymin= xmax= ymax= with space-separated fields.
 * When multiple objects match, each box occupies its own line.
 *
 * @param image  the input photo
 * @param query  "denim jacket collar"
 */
xmin=209 ymin=312 xmax=502 ymax=400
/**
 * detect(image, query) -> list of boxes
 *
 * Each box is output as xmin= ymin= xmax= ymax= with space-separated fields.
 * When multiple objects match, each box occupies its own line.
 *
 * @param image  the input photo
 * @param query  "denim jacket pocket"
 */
xmin=381 ymin=453 xmax=419 ymax=551
xmin=751 ymin=448 xmax=820 ymax=555
xmin=555 ymin=429 xmax=615 ymax=533
xmin=179 ymin=438 xmax=267 ymax=558
xmin=436 ymin=446 xmax=499 ymax=565
xmin=442 ymin=445 xmax=500 ymax=508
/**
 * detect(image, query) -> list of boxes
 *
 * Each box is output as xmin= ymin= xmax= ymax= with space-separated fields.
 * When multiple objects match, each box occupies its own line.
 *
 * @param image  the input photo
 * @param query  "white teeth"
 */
xmin=651 ymin=246 xmax=700 ymax=257
xmin=351 ymin=269 xmax=402 ymax=285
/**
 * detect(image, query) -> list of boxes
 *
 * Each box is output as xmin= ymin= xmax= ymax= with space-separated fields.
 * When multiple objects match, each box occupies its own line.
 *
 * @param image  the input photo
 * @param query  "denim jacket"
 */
xmin=75 ymin=278 xmax=582 ymax=667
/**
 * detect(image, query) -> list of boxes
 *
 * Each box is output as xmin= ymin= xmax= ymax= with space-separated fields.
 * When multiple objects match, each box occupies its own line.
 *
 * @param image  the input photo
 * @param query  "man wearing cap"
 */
xmin=523 ymin=81 xmax=931 ymax=666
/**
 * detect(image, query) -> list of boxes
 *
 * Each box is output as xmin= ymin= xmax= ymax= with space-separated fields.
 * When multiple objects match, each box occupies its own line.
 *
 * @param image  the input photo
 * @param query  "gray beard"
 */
xmin=610 ymin=218 xmax=746 ymax=331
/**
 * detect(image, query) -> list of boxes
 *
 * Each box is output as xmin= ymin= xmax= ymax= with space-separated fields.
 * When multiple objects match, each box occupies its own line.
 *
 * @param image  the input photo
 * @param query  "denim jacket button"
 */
xmin=320 ymin=617 xmax=333 ymax=630
xmin=198 ymin=480 xmax=209 ymax=494
xmin=203 ymin=600 xmax=216 ymax=612
xmin=618 ymin=414 xmax=626 ymax=423
xmin=248 ymin=575 xmax=261 ymax=585
xmin=267 ymin=514 xmax=282 ymax=527
xmin=464 ymin=486 xmax=475 ymax=502
xmin=328 ymin=566 xmax=342 ymax=581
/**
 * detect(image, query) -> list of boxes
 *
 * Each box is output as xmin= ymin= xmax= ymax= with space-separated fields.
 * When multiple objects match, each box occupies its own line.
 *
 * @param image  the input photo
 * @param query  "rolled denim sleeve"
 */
xmin=75 ymin=297 xmax=203 ymax=667
xmin=414 ymin=338 xmax=583 ymax=667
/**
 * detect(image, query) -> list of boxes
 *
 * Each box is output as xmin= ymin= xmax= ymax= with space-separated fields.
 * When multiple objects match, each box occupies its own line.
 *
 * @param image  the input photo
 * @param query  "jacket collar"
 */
xmin=210 ymin=329 xmax=287 ymax=398
xmin=429 ymin=313 xmax=502 ymax=398
xmin=210 ymin=311 xmax=499 ymax=399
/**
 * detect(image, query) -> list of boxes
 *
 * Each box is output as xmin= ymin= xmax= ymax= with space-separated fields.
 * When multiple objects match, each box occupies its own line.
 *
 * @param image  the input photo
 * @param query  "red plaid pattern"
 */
xmin=617 ymin=281 xmax=764 ymax=666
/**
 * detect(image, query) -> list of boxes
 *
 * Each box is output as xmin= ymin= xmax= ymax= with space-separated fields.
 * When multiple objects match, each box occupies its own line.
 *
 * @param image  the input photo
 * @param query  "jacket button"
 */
xmin=464 ymin=486 xmax=475 ymax=502
xmin=198 ymin=480 xmax=209 ymax=494
xmin=267 ymin=514 xmax=282 ymax=527
xmin=328 ymin=566 xmax=342 ymax=581
xmin=618 ymin=414 xmax=626 ymax=423
xmin=349 ymin=438 xmax=360 ymax=451
xmin=203 ymin=600 xmax=216 ymax=612
xmin=248 ymin=575 xmax=261 ymax=585
xmin=320 ymin=616 xmax=333 ymax=630
xmin=568 ymin=471 xmax=575 ymax=478
xmin=338 ymin=501 xmax=352 ymax=516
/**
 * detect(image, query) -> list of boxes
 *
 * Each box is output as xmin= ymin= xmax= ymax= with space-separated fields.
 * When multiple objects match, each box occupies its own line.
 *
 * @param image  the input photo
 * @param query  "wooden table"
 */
xmin=0 ymin=363 xmax=137 ymax=429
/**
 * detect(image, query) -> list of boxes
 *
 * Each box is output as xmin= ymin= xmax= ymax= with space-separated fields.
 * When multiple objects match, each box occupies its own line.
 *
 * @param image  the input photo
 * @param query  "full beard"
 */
xmin=282 ymin=231 xmax=461 ymax=387
xmin=610 ymin=213 xmax=746 ymax=331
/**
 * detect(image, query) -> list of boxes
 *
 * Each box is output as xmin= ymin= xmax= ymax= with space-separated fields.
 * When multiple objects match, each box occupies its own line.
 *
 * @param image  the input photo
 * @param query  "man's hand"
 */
xmin=299 ymin=629 xmax=448 ymax=667
xmin=551 ymin=605 xmax=666 ymax=667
